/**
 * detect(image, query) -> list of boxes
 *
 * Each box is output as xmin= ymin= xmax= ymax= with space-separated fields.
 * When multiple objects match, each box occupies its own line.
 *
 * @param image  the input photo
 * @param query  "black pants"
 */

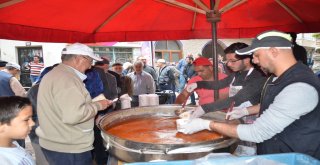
xmin=41 ymin=147 xmax=92 ymax=165
xmin=92 ymin=124 xmax=109 ymax=165
xmin=159 ymin=84 xmax=176 ymax=104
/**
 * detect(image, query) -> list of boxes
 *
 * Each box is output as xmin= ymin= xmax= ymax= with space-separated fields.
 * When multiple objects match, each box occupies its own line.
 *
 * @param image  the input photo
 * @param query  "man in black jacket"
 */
xmin=93 ymin=58 xmax=118 ymax=165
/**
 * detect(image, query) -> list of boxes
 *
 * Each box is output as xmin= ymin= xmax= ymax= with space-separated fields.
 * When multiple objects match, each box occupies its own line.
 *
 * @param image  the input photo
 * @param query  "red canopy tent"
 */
xmin=0 ymin=0 xmax=320 ymax=43
xmin=1 ymin=0 xmax=320 ymax=99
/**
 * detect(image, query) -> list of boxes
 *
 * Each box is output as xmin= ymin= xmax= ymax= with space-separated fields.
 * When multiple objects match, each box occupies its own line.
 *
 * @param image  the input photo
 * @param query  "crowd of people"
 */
xmin=0 ymin=30 xmax=319 ymax=165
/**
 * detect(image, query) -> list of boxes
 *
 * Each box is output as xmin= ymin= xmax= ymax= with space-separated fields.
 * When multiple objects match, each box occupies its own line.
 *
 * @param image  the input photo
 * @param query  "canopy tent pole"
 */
xmin=191 ymin=5 xmax=198 ymax=30
xmin=150 ymin=41 xmax=155 ymax=67
xmin=208 ymin=0 xmax=221 ymax=101
xmin=0 ymin=0 xmax=24 ymax=9
xmin=193 ymin=0 xmax=210 ymax=11
xmin=159 ymin=0 xmax=206 ymax=14
xmin=211 ymin=23 xmax=219 ymax=100
xmin=220 ymin=0 xmax=247 ymax=13
xmin=93 ymin=0 xmax=135 ymax=33
xmin=275 ymin=0 xmax=303 ymax=23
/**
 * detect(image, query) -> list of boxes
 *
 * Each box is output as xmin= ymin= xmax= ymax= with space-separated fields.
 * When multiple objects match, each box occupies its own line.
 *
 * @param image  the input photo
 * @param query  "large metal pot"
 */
xmin=98 ymin=105 xmax=238 ymax=162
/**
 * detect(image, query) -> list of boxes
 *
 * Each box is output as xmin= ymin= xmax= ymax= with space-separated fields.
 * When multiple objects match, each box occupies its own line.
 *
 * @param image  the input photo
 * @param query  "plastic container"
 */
xmin=125 ymin=153 xmax=320 ymax=165
xmin=120 ymin=94 xmax=132 ymax=109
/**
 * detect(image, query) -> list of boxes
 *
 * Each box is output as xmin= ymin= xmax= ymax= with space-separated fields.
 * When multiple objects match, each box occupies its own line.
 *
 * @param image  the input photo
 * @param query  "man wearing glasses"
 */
xmin=181 ymin=42 xmax=267 ymax=121
xmin=36 ymin=43 xmax=113 ymax=165
xmin=178 ymin=31 xmax=320 ymax=159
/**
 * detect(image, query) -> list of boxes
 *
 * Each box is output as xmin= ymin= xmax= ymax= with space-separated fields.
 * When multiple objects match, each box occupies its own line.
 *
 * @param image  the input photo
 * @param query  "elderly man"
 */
xmin=138 ymin=56 xmax=157 ymax=84
xmin=127 ymin=61 xmax=155 ymax=106
xmin=36 ymin=43 xmax=113 ymax=165
xmin=0 ymin=62 xmax=26 ymax=97
xmin=180 ymin=31 xmax=320 ymax=159
xmin=175 ymin=57 xmax=229 ymax=107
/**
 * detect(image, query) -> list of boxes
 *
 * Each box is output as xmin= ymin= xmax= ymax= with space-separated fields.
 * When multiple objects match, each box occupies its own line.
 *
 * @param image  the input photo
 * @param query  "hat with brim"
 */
xmin=95 ymin=57 xmax=110 ymax=65
xmin=62 ymin=43 xmax=102 ymax=61
xmin=0 ymin=60 xmax=8 ymax=67
xmin=6 ymin=62 xmax=21 ymax=70
xmin=157 ymin=59 xmax=166 ymax=63
xmin=193 ymin=57 xmax=212 ymax=66
xmin=139 ymin=56 xmax=147 ymax=60
xmin=236 ymin=31 xmax=293 ymax=55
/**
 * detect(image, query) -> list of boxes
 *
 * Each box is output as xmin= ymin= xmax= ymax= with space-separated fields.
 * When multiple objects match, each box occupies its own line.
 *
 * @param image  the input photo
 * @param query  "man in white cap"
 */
xmin=178 ymin=31 xmax=320 ymax=159
xmin=0 ymin=62 xmax=26 ymax=97
xmin=36 ymin=43 xmax=113 ymax=165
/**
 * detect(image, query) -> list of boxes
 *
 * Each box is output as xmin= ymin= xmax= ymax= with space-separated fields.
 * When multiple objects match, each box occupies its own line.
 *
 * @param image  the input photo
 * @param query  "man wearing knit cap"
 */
xmin=0 ymin=60 xmax=8 ymax=70
xmin=175 ymin=57 xmax=229 ymax=106
xmin=178 ymin=30 xmax=320 ymax=159
xmin=0 ymin=62 xmax=26 ymax=97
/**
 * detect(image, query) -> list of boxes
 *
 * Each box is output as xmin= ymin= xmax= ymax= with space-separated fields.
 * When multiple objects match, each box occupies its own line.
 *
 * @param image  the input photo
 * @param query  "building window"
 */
xmin=91 ymin=46 xmax=133 ymax=64
xmin=155 ymin=41 xmax=182 ymax=63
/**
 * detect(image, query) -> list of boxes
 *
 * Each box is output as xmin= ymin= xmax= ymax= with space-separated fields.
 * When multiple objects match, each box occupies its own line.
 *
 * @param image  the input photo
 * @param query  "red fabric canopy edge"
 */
xmin=1 ymin=22 xmax=320 ymax=43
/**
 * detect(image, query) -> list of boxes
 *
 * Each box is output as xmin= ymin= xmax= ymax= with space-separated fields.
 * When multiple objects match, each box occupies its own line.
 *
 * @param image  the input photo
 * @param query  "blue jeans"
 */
xmin=190 ymin=92 xmax=196 ymax=105
xmin=178 ymin=75 xmax=186 ymax=93
xmin=41 ymin=148 xmax=93 ymax=165
xmin=30 ymin=75 xmax=39 ymax=84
